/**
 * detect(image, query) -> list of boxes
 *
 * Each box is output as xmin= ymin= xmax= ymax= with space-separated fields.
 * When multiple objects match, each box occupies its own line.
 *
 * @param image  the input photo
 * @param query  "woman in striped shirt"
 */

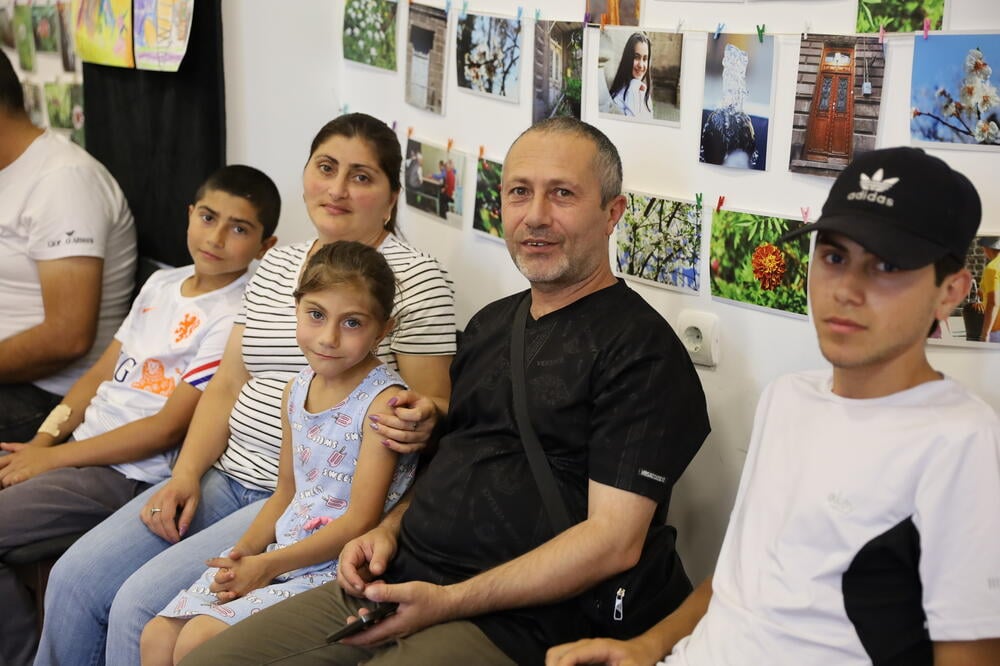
xmin=37 ymin=114 xmax=457 ymax=666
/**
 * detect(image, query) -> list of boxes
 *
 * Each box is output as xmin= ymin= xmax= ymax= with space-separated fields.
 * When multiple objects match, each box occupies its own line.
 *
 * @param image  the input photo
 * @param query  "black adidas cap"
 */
xmin=780 ymin=147 xmax=981 ymax=269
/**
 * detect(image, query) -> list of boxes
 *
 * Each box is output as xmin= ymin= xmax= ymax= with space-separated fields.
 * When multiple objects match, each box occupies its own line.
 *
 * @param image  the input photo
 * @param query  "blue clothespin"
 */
xmin=459 ymin=1 xmax=467 ymax=20
xmin=535 ymin=8 xmax=541 ymax=21
xmin=756 ymin=24 xmax=765 ymax=43
xmin=714 ymin=23 xmax=725 ymax=40
xmin=340 ymin=103 xmax=349 ymax=115
xmin=517 ymin=6 xmax=523 ymax=22
xmin=445 ymin=0 xmax=450 ymax=15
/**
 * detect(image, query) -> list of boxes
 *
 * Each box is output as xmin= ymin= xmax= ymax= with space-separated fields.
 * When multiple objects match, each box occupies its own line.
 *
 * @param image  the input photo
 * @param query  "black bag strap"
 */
xmin=510 ymin=294 xmax=573 ymax=534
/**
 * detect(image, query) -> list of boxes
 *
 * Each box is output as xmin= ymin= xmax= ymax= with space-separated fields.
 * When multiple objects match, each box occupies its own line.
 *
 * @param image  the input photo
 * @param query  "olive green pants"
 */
xmin=178 ymin=580 xmax=516 ymax=666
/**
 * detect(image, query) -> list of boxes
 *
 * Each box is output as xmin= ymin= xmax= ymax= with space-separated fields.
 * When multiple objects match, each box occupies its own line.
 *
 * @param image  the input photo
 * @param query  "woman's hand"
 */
xmin=366 ymin=390 xmax=439 ymax=455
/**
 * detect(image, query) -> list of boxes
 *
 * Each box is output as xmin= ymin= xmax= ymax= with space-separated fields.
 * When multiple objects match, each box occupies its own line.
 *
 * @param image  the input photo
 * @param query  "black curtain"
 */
xmin=82 ymin=0 xmax=225 ymax=267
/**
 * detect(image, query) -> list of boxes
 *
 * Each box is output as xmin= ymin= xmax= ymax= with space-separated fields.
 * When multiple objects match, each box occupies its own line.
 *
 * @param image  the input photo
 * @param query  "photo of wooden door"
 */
xmin=548 ymin=37 xmax=563 ymax=109
xmin=805 ymin=46 xmax=855 ymax=162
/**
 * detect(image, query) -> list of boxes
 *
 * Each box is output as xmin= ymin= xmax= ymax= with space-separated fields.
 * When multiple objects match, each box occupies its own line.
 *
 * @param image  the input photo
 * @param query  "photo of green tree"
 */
xmin=615 ymin=192 xmax=701 ymax=293
xmin=856 ymin=0 xmax=944 ymax=33
xmin=710 ymin=209 xmax=809 ymax=316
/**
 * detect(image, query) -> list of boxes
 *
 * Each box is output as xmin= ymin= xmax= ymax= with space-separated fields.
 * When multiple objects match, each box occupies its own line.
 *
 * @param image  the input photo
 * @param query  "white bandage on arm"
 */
xmin=37 ymin=403 xmax=72 ymax=438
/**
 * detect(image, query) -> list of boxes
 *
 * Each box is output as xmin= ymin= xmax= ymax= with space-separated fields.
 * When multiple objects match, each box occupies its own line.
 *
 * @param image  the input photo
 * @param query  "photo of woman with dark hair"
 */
xmin=608 ymin=32 xmax=652 ymax=117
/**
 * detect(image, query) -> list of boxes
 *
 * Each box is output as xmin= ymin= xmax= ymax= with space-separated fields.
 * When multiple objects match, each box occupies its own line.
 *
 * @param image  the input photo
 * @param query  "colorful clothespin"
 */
xmin=339 ymin=103 xmax=349 ymax=115
xmin=445 ymin=0 xmax=451 ymax=15
xmin=391 ymin=120 xmax=397 ymax=131
xmin=716 ymin=196 xmax=725 ymax=213
xmin=535 ymin=8 xmax=541 ymax=21
xmin=479 ymin=145 xmax=485 ymax=160
xmin=584 ymin=11 xmax=591 ymax=24
xmin=407 ymin=126 xmax=414 ymax=138
xmin=676 ymin=18 xmax=684 ymax=34
xmin=923 ymin=17 xmax=930 ymax=39
xmin=517 ymin=6 xmax=523 ymax=22
xmin=803 ymin=21 xmax=810 ymax=40
xmin=714 ymin=23 xmax=725 ymax=40
xmin=600 ymin=13 xmax=607 ymax=31
xmin=447 ymin=138 xmax=454 ymax=152
xmin=459 ymin=1 xmax=468 ymax=20
xmin=756 ymin=24 xmax=765 ymax=43
xmin=800 ymin=207 xmax=810 ymax=225
xmin=695 ymin=192 xmax=703 ymax=210
xmin=878 ymin=24 xmax=885 ymax=45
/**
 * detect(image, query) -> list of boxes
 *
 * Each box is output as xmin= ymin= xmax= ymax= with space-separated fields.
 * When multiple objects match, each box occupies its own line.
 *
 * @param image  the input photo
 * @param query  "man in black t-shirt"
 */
xmin=182 ymin=118 xmax=710 ymax=666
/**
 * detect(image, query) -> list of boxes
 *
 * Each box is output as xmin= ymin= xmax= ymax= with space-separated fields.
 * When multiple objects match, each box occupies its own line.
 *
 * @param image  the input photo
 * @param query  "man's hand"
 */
xmin=367 ymin=391 xmax=439 ymax=455
xmin=141 ymin=474 xmax=201 ymax=542
xmin=337 ymin=524 xmax=399 ymax=596
xmin=0 ymin=443 xmax=61 ymax=486
xmin=545 ymin=636 xmax=664 ymax=666
xmin=336 ymin=580 xmax=455 ymax=647
xmin=207 ymin=548 xmax=273 ymax=603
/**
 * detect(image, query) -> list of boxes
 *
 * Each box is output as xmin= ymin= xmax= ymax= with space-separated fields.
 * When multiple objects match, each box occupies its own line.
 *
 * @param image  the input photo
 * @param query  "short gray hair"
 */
xmin=507 ymin=117 xmax=623 ymax=207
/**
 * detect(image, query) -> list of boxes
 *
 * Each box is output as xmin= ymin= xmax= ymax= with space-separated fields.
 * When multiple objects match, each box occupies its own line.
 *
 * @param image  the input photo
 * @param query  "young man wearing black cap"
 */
xmin=547 ymin=147 xmax=1000 ymax=666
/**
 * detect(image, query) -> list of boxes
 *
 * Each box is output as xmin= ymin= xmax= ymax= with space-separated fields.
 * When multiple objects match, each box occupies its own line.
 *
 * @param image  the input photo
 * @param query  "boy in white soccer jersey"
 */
xmin=0 ymin=165 xmax=279 ymax=665
xmin=548 ymin=148 xmax=1000 ymax=666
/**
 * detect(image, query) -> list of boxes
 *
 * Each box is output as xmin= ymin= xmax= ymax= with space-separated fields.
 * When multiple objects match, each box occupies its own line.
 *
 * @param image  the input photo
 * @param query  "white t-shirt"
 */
xmin=71 ymin=266 xmax=247 ymax=484
xmin=611 ymin=78 xmax=653 ymax=118
xmin=666 ymin=370 xmax=1000 ymax=666
xmin=0 ymin=130 xmax=136 ymax=395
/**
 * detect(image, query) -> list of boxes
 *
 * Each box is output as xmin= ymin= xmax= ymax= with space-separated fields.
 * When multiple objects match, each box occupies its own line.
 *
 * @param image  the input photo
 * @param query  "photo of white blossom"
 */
xmin=615 ymin=192 xmax=702 ymax=294
xmin=455 ymin=12 xmax=521 ymax=103
xmin=910 ymin=33 xmax=1000 ymax=148
xmin=343 ymin=0 xmax=397 ymax=71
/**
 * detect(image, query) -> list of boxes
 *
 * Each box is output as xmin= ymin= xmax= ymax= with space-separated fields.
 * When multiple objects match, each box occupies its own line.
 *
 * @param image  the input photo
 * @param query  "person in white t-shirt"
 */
xmin=0 ymin=50 xmax=137 ymax=443
xmin=548 ymin=148 xmax=1000 ymax=666
xmin=0 ymin=165 xmax=279 ymax=666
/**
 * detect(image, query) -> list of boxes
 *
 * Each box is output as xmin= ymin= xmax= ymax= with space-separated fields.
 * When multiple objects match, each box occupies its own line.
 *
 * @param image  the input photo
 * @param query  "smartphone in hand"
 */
xmin=326 ymin=603 xmax=398 ymax=642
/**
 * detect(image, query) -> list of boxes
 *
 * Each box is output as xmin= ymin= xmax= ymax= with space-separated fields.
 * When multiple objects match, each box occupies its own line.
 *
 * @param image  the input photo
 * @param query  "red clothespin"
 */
xmin=716 ymin=196 xmax=725 ymax=213
xmin=756 ymin=24 xmax=765 ymax=43
xmin=447 ymin=138 xmax=454 ymax=152
xmin=407 ymin=126 xmax=414 ymax=138
xmin=695 ymin=192 xmax=703 ymax=210
xmin=923 ymin=18 xmax=930 ymax=39
xmin=800 ymin=207 xmax=810 ymax=225
xmin=878 ymin=25 xmax=885 ymax=44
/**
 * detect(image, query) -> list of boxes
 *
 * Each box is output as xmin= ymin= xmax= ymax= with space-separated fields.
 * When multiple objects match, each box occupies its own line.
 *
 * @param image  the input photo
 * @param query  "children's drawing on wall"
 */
xmin=615 ymin=192 xmax=702 ymax=294
xmin=710 ymin=208 xmax=809 ymax=317
xmin=13 ymin=2 xmax=35 ymax=71
xmin=343 ymin=0 xmax=397 ymax=71
xmin=910 ymin=34 xmax=1000 ymax=148
xmin=22 ymin=81 xmax=44 ymax=126
xmin=700 ymin=33 xmax=774 ymax=171
xmin=44 ymin=80 xmax=73 ymax=128
xmin=404 ymin=138 xmax=465 ymax=230
xmin=455 ymin=12 xmax=521 ymax=103
xmin=405 ymin=3 xmax=447 ymax=114
xmin=73 ymin=0 xmax=135 ymax=68
xmin=598 ymin=28 xmax=682 ymax=126
xmin=533 ymin=20 xmax=583 ymax=122
xmin=32 ymin=3 xmax=59 ymax=52
xmin=939 ymin=235 xmax=1000 ymax=345
xmin=0 ymin=1 xmax=14 ymax=49
xmin=133 ymin=0 xmax=194 ymax=71
xmin=789 ymin=34 xmax=884 ymax=178
xmin=473 ymin=157 xmax=503 ymax=240
xmin=586 ymin=0 xmax=640 ymax=27
xmin=56 ymin=1 xmax=76 ymax=71
xmin=857 ymin=0 xmax=943 ymax=33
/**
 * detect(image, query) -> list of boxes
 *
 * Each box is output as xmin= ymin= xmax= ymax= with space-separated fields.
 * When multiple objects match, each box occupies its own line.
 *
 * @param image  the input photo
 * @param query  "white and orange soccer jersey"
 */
xmin=72 ymin=265 xmax=249 ymax=484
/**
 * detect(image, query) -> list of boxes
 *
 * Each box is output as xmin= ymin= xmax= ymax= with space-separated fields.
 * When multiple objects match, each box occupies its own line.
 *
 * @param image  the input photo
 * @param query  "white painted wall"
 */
xmin=223 ymin=0 xmax=1000 ymax=582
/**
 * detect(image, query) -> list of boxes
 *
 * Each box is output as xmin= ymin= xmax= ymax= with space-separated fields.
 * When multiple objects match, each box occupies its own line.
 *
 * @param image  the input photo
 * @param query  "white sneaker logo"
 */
xmin=848 ymin=169 xmax=899 ymax=207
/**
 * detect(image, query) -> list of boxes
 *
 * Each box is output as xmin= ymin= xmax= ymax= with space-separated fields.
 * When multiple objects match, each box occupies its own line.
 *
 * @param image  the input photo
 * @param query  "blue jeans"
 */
xmin=35 ymin=468 xmax=270 ymax=666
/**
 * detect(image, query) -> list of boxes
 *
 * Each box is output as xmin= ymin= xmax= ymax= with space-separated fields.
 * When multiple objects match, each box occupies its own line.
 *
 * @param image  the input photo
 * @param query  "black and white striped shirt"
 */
xmin=215 ymin=236 xmax=456 ymax=491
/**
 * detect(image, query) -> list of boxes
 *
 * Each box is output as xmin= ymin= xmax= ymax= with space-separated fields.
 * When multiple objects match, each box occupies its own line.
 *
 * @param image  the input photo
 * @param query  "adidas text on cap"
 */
xmin=779 ymin=147 xmax=981 ymax=270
